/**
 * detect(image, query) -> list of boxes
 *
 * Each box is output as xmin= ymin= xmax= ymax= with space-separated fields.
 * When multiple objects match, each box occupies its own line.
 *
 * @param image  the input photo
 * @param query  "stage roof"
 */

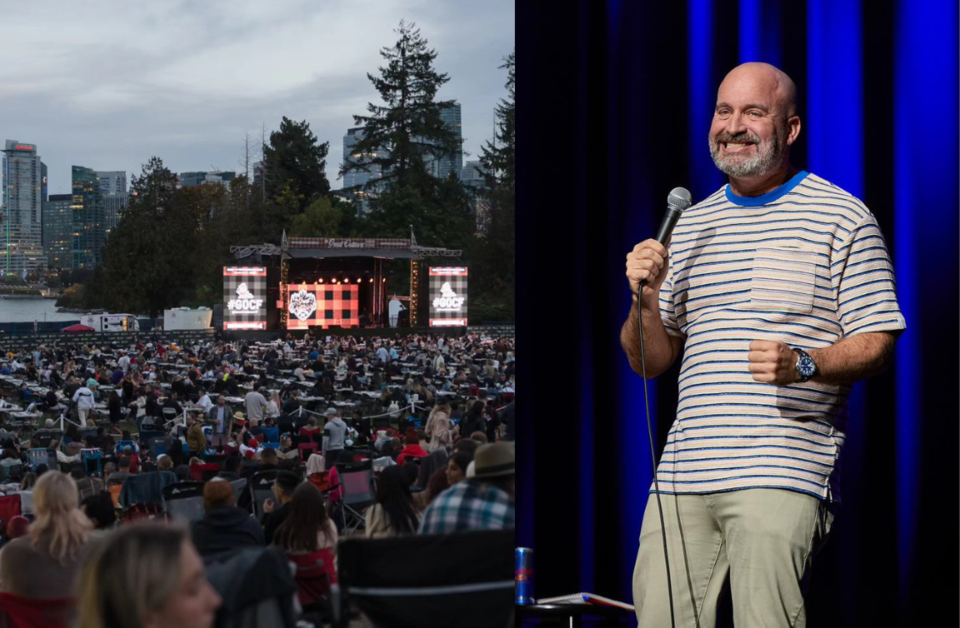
xmin=231 ymin=236 xmax=461 ymax=260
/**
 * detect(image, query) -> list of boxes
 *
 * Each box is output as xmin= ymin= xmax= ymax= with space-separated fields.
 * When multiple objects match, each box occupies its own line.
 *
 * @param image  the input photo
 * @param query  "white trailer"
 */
xmin=79 ymin=313 xmax=140 ymax=332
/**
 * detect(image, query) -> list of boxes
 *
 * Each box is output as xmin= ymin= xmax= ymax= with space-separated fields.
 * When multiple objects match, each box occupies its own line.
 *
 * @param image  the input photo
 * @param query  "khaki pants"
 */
xmin=633 ymin=489 xmax=834 ymax=628
xmin=78 ymin=407 xmax=90 ymax=427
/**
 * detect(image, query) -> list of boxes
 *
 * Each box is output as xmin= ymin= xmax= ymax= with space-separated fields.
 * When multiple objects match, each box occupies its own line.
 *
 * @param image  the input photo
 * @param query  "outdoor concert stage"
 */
xmin=222 ymin=233 xmax=468 ymax=334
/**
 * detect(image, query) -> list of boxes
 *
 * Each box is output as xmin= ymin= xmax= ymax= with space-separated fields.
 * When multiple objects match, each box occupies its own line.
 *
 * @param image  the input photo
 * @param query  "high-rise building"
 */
xmin=435 ymin=102 xmax=463 ymax=180
xmin=96 ymin=170 xmax=127 ymax=233
xmin=43 ymin=194 xmax=73 ymax=269
xmin=71 ymin=166 xmax=106 ymax=269
xmin=342 ymin=127 xmax=388 ymax=191
xmin=1 ymin=141 xmax=46 ymax=274
xmin=460 ymin=160 xmax=486 ymax=190
xmin=179 ymin=170 xmax=235 ymax=189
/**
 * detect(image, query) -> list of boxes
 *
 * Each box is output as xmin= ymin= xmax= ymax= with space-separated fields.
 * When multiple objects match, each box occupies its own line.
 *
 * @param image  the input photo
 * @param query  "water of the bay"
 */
xmin=0 ymin=298 xmax=81 ymax=323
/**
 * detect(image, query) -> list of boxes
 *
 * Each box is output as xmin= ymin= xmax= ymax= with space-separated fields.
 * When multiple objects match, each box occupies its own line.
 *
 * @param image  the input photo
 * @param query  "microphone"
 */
xmin=654 ymin=187 xmax=693 ymax=244
xmin=639 ymin=188 xmax=692 ymax=290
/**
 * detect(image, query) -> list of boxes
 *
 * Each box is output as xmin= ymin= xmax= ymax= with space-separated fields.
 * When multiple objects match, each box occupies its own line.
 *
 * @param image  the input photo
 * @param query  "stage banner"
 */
xmin=286 ymin=283 xmax=359 ymax=329
xmin=223 ymin=266 xmax=267 ymax=330
xmin=429 ymin=267 xmax=468 ymax=327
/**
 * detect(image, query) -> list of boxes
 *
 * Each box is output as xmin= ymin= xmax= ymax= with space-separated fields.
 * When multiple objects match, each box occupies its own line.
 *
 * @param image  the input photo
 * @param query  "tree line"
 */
xmin=65 ymin=21 xmax=514 ymax=323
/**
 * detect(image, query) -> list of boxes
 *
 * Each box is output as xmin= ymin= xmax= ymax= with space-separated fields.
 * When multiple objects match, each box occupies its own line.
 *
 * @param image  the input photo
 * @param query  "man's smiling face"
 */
xmin=708 ymin=65 xmax=794 ymax=179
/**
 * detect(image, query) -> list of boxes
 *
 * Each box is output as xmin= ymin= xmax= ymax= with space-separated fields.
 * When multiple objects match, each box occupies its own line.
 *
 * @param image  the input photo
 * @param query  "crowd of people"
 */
xmin=0 ymin=330 xmax=516 ymax=627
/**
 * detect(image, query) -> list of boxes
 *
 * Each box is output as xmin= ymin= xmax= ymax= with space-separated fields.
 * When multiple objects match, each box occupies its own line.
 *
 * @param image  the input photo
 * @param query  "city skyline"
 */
xmin=0 ymin=1 xmax=514 ymax=195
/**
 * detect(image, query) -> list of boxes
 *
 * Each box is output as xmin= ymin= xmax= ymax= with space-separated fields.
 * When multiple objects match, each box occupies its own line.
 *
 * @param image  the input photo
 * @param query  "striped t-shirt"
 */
xmin=654 ymin=170 xmax=905 ymax=503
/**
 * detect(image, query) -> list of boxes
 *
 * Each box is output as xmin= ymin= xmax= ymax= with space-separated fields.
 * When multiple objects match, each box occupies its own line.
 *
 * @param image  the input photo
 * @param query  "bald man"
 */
xmin=622 ymin=63 xmax=905 ymax=627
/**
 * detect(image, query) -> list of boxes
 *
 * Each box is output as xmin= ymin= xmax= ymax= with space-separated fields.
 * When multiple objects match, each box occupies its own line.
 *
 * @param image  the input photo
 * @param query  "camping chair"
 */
xmin=163 ymin=481 xmax=206 ymax=524
xmin=81 ymin=449 xmax=103 ymax=476
xmin=287 ymin=547 xmax=336 ymax=615
xmin=18 ymin=490 xmax=34 ymax=517
xmin=109 ymin=484 xmax=122 ymax=508
xmin=33 ymin=429 xmax=63 ymax=448
xmin=115 ymin=439 xmax=137 ymax=455
xmin=188 ymin=462 xmax=220 ymax=482
xmin=147 ymin=436 xmax=173 ymax=458
xmin=161 ymin=406 xmax=179 ymax=426
xmin=0 ymin=460 xmax=23 ymax=482
xmin=298 ymin=441 xmax=318 ymax=462
xmin=0 ymin=592 xmax=76 ymax=628
xmin=26 ymin=448 xmax=50 ymax=472
xmin=261 ymin=426 xmax=279 ymax=443
xmin=335 ymin=528 xmax=514 ymax=628
xmin=230 ymin=478 xmax=247 ymax=502
xmin=334 ymin=461 xmax=376 ymax=534
xmin=248 ymin=469 xmax=281 ymax=520
xmin=119 ymin=470 xmax=178 ymax=510
xmin=204 ymin=546 xmax=298 ymax=628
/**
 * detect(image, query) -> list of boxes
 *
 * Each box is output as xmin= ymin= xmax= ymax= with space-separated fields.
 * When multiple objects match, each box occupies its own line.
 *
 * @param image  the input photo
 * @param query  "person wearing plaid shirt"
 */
xmin=418 ymin=442 xmax=515 ymax=534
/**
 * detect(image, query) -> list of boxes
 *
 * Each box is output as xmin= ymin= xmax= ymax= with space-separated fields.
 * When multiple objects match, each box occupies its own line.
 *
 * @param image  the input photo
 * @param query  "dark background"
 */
xmin=516 ymin=0 xmax=959 ymax=625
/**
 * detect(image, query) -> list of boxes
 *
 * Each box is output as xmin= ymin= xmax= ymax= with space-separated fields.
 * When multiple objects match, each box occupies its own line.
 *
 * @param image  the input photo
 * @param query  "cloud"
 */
xmin=1 ymin=0 xmax=514 ymax=193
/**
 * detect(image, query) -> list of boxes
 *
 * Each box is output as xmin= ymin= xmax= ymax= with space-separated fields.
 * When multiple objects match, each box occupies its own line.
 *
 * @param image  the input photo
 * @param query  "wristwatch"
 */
xmin=793 ymin=348 xmax=818 ymax=383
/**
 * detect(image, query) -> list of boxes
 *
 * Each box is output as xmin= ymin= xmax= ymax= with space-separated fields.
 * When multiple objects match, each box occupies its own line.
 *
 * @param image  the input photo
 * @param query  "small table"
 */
xmin=515 ymin=604 xmax=633 ymax=627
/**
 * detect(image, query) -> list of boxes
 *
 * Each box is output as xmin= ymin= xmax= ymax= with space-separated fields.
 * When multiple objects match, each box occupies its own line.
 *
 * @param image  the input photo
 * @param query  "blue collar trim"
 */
xmin=724 ymin=170 xmax=809 ymax=206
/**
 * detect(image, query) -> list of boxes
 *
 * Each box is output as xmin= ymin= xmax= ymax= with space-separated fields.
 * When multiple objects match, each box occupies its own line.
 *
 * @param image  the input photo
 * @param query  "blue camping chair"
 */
xmin=81 ymin=449 xmax=103 ymax=476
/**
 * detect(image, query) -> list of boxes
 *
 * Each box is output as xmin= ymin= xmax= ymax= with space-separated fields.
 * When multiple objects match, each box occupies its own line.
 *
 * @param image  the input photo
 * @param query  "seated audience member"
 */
xmin=0 ymin=471 xmax=94 ymax=599
xmin=81 ymin=492 xmax=117 ymax=535
xmin=419 ymin=443 xmax=515 ymax=534
xmin=261 ymin=471 xmax=300 ymax=545
xmin=157 ymin=454 xmax=174 ymax=472
xmin=20 ymin=472 xmax=37 ymax=491
xmin=191 ymin=479 xmax=264 ymax=557
xmin=277 ymin=434 xmax=299 ymax=461
xmin=216 ymin=455 xmax=242 ymax=481
xmin=107 ymin=457 xmax=131 ymax=486
xmin=396 ymin=428 xmax=429 ymax=466
xmin=298 ymin=417 xmax=321 ymax=442
xmin=271 ymin=482 xmax=338 ymax=586
xmin=454 ymin=438 xmax=481 ymax=457
xmin=364 ymin=466 xmax=422 ymax=539
xmin=174 ymin=464 xmax=191 ymax=481
xmin=71 ymin=467 xmax=105 ymax=502
xmin=1 ymin=516 xmax=30 ymax=546
xmin=416 ymin=467 xmax=451 ymax=509
xmin=470 ymin=431 xmax=489 ymax=444
xmin=76 ymin=523 xmax=221 ymax=628
xmin=446 ymin=451 xmax=473 ymax=487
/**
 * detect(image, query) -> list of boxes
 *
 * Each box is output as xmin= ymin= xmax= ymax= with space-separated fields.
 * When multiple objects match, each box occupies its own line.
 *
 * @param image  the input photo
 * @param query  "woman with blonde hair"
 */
xmin=76 ymin=522 xmax=221 ymax=628
xmin=424 ymin=402 xmax=453 ymax=451
xmin=266 ymin=390 xmax=282 ymax=420
xmin=0 ymin=471 xmax=93 ymax=599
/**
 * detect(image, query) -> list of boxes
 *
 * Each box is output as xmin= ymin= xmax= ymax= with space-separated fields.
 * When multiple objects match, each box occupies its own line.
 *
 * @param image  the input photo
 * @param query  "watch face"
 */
xmin=797 ymin=352 xmax=816 ymax=379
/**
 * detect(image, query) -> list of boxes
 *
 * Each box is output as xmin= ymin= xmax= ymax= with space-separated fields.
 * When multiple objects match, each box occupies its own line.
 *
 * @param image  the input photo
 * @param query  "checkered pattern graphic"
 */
xmin=429 ymin=267 xmax=468 ymax=327
xmin=223 ymin=267 xmax=267 ymax=330
xmin=286 ymin=283 xmax=359 ymax=330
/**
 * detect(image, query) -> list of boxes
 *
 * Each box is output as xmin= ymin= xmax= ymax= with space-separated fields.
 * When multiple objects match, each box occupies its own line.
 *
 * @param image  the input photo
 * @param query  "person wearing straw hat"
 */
xmin=418 ymin=442 xmax=515 ymax=534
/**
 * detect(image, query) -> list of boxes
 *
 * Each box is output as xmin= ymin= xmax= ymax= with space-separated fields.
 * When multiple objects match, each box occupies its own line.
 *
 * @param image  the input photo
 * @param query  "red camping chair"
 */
xmin=298 ymin=441 xmax=318 ymax=463
xmin=0 ymin=592 xmax=76 ymax=628
xmin=189 ymin=463 xmax=220 ymax=482
xmin=287 ymin=548 xmax=336 ymax=607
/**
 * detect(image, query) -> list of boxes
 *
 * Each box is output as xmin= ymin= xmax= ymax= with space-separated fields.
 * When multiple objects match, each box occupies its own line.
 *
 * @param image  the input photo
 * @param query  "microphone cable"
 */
xmin=637 ymin=284 xmax=701 ymax=628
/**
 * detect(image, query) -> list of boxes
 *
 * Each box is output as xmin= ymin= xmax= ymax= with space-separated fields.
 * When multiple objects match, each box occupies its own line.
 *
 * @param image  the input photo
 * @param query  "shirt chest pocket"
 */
xmin=749 ymin=247 xmax=820 ymax=314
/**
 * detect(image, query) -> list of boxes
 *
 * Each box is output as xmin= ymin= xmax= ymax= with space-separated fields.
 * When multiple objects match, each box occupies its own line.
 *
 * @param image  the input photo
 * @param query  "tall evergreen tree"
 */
xmin=341 ymin=20 xmax=460 ymax=194
xmin=262 ymin=116 xmax=331 ymax=211
xmin=474 ymin=50 xmax=516 ymax=320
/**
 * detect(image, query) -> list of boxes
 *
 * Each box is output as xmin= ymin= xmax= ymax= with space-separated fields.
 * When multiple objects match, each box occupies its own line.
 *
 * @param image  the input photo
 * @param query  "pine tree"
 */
xmin=262 ymin=116 xmax=331 ymax=211
xmin=474 ymin=50 xmax=516 ymax=321
xmin=341 ymin=20 xmax=460 ymax=195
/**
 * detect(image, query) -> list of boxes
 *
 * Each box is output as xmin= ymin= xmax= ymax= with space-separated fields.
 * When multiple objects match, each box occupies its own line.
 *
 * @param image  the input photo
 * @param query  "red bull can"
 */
xmin=515 ymin=547 xmax=534 ymax=604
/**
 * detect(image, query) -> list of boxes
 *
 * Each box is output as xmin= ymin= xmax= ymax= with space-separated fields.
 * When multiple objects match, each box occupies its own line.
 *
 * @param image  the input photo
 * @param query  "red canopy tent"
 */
xmin=61 ymin=324 xmax=95 ymax=333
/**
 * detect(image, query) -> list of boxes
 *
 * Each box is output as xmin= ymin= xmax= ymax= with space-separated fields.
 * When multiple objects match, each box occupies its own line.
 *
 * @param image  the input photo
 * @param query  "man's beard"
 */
xmin=709 ymin=123 xmax=786 ymax=178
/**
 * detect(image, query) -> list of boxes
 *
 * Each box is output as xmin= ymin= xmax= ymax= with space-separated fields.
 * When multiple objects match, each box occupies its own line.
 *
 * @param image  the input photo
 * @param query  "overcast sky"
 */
xmin=1 ymin=0 xmax=514 ymax=194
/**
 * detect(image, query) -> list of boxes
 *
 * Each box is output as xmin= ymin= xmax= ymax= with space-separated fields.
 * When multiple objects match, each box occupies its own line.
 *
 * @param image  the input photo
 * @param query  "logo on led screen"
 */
xmin=289 ymin=289 xmax=318 ymax=321
xmin=433 ymin=282 xmax=465 ymax=311
xmin=228 ymin=283 xmax=263 ymax=313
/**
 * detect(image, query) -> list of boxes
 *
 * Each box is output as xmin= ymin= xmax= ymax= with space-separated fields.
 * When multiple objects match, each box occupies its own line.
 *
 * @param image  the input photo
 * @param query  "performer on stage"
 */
xmin=621 ymin=62 xmax=905 ymax=627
